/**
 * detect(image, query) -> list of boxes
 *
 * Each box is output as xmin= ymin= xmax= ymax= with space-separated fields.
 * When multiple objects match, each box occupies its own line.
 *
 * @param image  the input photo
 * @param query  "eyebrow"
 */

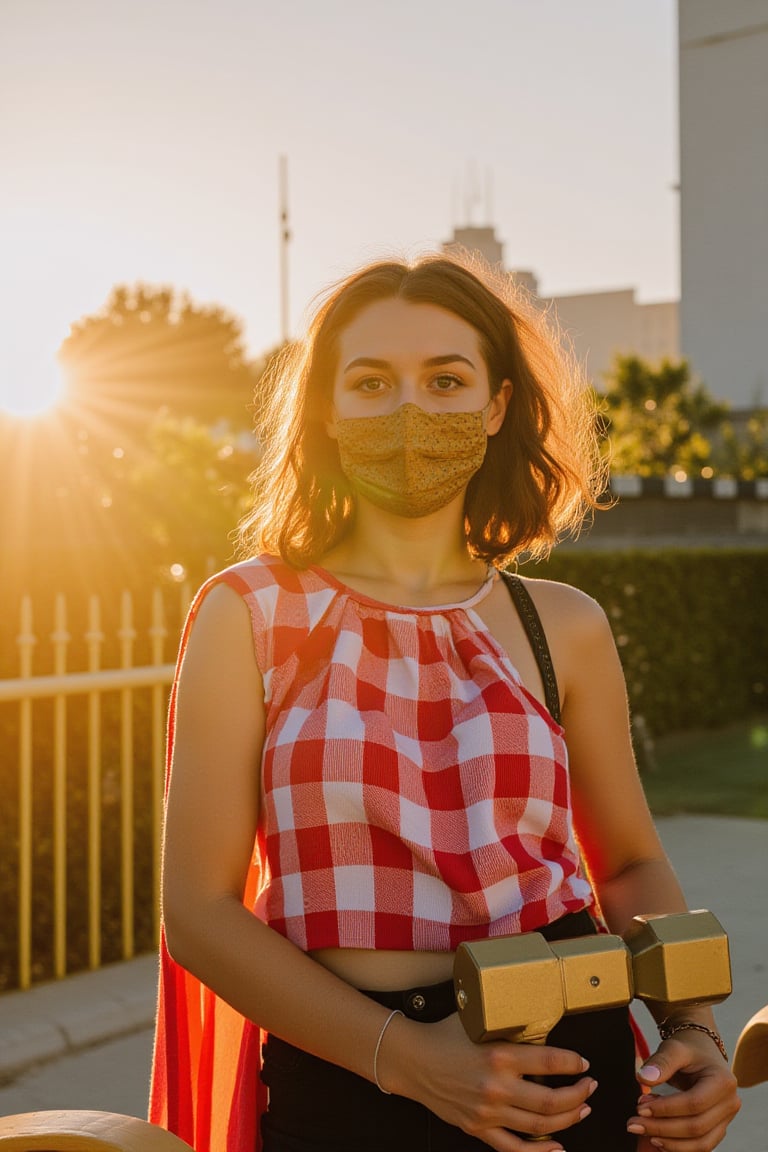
xmin=343 ymin=354 xmax=477 ymax=372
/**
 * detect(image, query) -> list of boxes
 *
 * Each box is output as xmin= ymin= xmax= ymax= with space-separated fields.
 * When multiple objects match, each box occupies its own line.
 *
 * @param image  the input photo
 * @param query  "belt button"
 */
xmin=408 ymin=993 xmax=426 ymax=1013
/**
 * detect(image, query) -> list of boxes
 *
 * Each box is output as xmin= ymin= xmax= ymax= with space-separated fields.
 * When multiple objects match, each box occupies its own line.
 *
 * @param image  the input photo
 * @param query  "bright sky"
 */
xmin=1 ymin=0 xmax=678 ymax=411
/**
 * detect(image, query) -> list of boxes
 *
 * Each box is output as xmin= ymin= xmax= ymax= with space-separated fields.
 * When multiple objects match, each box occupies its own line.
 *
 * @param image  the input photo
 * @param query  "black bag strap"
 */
xmin=501 ymin=573 xmax=561 ymax=724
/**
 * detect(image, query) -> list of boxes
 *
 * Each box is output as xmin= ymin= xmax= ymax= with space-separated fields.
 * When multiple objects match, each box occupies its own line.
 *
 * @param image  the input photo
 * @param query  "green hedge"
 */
xmin=519 ymin=548 xmax=768 ymax=738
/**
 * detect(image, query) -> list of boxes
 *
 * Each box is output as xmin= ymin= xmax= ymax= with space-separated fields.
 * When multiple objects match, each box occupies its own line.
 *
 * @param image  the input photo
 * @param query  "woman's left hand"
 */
xmin=627 ymin=1029 xmax=741 ymax=1150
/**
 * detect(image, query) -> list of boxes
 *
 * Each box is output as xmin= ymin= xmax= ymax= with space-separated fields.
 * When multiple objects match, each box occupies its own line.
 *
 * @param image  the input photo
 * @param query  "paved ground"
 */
xmin=0 ymin=816 xmax=766 ymax=1150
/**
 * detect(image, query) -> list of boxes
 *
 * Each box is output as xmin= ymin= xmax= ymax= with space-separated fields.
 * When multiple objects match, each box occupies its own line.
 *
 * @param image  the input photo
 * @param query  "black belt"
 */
xmin=360 ymin=908 xmax=597 ymax=1022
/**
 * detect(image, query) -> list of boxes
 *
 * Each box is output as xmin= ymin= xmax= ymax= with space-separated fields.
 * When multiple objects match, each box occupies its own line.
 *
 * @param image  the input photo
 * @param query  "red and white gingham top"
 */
xmin=209 ymin=554 xmax=593 ymax=952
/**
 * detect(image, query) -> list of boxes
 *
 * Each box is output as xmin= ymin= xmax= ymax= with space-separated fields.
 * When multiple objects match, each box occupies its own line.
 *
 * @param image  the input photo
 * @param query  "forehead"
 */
xmin=336 ymin=298 xmax=484 ymax=366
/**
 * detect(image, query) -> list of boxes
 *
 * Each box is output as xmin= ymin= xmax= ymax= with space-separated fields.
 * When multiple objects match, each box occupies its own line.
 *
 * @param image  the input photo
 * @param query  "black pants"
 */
xmin=261 ymin=912 xmax=639 ymax=1152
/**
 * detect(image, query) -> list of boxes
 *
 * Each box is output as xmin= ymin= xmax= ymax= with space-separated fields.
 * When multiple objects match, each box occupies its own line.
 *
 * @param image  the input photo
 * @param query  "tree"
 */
xmin=3 ymin=286 xmax=272 ymax=604
xmin=58 ymin=284 xmax=263 ymax=434
xmin=122 ymin=414 xmax=257 ymax=577
xmin=598 ymin=356 xmax=728 ymax=477
xmin=712 ymin=412 xmax=768 ymax=480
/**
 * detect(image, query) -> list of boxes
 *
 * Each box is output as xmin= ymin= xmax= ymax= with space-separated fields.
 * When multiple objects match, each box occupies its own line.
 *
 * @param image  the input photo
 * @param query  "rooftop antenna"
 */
xmin=279 ymin=154 xmax=291 ymax=343
xmin=464 ymin=159 xmax=488 ymax=225
xmin=464 ymin=159 xmax=475 ymax=224
xmin=451 ymin=174 xmax=460 ymax=228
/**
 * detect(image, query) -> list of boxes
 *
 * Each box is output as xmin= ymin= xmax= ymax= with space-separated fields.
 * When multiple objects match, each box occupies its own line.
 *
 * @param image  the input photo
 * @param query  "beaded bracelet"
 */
xmin=658 ymin=1018 xmax=728 ymax=1061
xmin=373 ymin=1009 xmax=404 ymax=1094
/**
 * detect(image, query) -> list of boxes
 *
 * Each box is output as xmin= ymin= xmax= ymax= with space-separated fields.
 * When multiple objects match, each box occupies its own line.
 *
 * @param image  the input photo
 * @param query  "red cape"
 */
xmin=149 ymin=582 xmax=268 ymax=1152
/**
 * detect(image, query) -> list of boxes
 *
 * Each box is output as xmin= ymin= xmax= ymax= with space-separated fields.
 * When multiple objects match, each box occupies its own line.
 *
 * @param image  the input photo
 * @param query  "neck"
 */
xmin=321 ymin=494 xmax=487 ymax=596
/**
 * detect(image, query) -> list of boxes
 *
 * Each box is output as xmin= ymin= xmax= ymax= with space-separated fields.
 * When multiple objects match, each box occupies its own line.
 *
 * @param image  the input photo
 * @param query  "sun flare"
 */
xmin=0 ymin=342 xmax=68 ymax=419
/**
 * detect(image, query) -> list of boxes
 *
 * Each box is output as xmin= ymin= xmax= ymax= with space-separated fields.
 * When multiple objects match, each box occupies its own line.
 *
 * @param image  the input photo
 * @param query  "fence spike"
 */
xmin=51 ymin=593 xmax=71 ymax=672
xmin=149 ymin=588 xmax=167 ymax=665
xmin=17 ymin=596 xmax=36 ymax=677
xmin=85 ymin=595 xmax=104 ymax=670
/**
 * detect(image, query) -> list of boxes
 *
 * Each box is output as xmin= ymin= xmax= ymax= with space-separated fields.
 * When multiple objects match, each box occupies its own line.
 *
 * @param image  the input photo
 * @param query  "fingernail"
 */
xmin=579 ymin=1105 xmax=591 ymax=1120
xmin=640 ymin=1063 xmax=661 ymax=1082
xmin=587 ymin=1079 xmax=598 ymax=1097
xmin=627 ymin=1123 xmax=645 ymax=1135
xmin=580 ymin=1057 xmax=590 ymax=1071
xmin=637 ymin=1105 xmax=652 ymax=1117
xmin=650 ymin=1141 xmax=665 ymax=1150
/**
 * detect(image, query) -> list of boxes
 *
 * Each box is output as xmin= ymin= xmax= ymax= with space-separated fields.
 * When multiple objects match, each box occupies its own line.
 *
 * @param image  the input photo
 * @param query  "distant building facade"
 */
xmin=443 ymin=225 xmax=679 ymax=389
xmin=679 ymin=0 xmax=768 ymax=408
xmin=441 ymin=224 xmax=768 ymax=546
xmin=546 ymin=289 xmax=679 ymax=389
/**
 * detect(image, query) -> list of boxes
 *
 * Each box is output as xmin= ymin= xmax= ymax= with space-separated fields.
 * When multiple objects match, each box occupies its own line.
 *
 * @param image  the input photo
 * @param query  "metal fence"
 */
xmin=0 ymin=584 xmax=191 ymax=990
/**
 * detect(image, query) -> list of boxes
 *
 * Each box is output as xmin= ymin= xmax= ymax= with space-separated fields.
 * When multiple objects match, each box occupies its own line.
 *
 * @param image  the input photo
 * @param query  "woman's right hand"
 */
xmin=380 ymin=1011 xmax=597 ymax=1152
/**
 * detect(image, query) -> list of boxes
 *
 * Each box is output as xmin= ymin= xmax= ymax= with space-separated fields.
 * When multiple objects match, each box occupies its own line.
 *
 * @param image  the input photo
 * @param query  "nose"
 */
xmin=386 ymin=378 xmax=421 ymax=413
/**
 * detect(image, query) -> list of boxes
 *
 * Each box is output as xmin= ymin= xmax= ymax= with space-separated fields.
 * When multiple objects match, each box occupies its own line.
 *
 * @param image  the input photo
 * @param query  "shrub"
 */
xmin=521 ymin=548 xmax=768 ymax=736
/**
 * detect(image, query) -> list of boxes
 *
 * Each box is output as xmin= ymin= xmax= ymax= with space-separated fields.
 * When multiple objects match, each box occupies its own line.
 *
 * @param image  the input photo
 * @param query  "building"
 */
xmin=445 ymin=6 xmax=768 ymax=409
xmin=679 ymin=0 xmax=768 ymax=409
xmin=548 ymin=289 xmax=679 ymax=389
xmin=443 ymin=225 xmax=679 ymax=390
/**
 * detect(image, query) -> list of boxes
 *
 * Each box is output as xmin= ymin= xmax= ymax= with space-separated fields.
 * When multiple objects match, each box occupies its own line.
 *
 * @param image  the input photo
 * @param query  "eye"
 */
xmin=429 ymin=373 xmax=465 ymax=393
xmin=353 ymin=375 xmax=388 ymax=395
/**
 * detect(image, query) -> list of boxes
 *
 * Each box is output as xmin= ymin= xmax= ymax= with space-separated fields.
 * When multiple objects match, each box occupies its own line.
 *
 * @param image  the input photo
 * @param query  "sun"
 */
xmin=0 ymin=341 xmax=68 ymax=419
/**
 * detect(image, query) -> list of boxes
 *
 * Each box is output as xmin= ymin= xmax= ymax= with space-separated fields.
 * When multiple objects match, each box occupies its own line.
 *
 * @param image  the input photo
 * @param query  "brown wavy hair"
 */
xmin=238 ymin=250 xmax=606 ymax=568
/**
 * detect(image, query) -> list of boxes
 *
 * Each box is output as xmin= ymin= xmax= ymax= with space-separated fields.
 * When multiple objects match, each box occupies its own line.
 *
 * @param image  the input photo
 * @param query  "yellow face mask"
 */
xmin=334 ymin=402 xmax=491 ymax=518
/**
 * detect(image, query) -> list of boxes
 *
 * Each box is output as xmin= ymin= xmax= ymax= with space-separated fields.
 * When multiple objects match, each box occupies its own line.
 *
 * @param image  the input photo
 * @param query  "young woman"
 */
xmin=150 ymin=255 xmax=740 ymax=1152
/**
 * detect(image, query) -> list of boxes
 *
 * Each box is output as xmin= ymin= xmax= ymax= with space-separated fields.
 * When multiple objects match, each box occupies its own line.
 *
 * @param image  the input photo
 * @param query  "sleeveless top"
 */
xmin=150 ymin=554 xmax=595 ymax=1152
xmin=218 ymin=554 xmax=591 ymax=947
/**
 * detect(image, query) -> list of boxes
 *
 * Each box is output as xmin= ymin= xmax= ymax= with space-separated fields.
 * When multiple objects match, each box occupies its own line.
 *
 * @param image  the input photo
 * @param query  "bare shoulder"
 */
xmin=191 ymin=579 xmax=252 ymax=629
xmin=170 ymin=581 xmax=265 ymax=790
xmin=513 ymin=575 xmax=625 ymax=711
xmin=182 ymin=580 xmax=260 ymax=680
xmin=514 ymin=574 xmax=610 ymax=641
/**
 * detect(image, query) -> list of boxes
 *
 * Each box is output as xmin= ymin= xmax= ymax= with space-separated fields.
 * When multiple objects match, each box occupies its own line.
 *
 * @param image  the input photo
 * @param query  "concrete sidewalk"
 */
xmin=0 ymin=953 xmax=157 ymax=1086
xmin=0 ymin=816 xmax=766 ymax=1148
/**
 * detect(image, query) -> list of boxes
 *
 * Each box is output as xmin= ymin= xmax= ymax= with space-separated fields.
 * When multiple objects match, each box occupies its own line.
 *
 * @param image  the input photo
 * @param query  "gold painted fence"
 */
xmin=0 ymin=585 xmax=191 ymax=990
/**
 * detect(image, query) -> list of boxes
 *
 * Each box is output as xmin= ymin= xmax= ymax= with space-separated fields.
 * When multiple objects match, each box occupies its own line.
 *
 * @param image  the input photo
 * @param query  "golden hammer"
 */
xmin=453 ymin=909 xmax=732 ymax=1045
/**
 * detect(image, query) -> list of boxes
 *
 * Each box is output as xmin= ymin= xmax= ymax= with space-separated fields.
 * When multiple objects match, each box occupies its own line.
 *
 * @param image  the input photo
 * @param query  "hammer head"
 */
xmin=623 ymin=910 xmax=732 ymax=1009
xmin=453 ymin=932 xmax=632 ymax=1043
xmin=454 ymin=932 xmax=563 ymax=1043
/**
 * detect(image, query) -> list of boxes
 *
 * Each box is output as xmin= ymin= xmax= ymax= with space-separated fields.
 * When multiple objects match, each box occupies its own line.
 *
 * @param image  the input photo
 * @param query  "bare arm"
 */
xmin=557 ymin=589 xmax=688 ymax=938
xmin=161 ymin=581 xmax=596 ymax=1152
xmin=547 ymin=585 xmax=740 ymax=1150
xmin=162 ymin=583 xmax=393 ymax=1071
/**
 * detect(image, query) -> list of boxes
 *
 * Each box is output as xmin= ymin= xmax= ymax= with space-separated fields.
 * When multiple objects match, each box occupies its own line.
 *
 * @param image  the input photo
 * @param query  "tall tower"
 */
xmin=278 ymin=155 xmax=291 ymax=343
xmin=679 ymin=1 xmax=768 ymax=406
xmin=442 ymin=224 xmax=540 ymax=297
xmin=444 ymin=224 xmax=504 ymax=267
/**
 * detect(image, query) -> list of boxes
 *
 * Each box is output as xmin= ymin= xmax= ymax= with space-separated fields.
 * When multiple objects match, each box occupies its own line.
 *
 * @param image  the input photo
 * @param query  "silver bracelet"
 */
xmin=373 ymin=1009 xmax=404 ymax=1094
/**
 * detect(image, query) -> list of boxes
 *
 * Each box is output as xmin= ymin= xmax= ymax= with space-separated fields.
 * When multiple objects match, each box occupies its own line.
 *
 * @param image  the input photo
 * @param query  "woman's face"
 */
xmin=327 ymin=298 xmax=509 ymax=430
